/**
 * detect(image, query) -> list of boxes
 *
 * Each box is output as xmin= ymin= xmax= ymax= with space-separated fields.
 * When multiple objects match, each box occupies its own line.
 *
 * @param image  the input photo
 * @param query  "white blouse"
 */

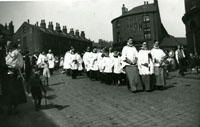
xmin=137 ymin=49 xmax=154 ymax=75
xmin=121 ymin=45 xmax=138 ymax=68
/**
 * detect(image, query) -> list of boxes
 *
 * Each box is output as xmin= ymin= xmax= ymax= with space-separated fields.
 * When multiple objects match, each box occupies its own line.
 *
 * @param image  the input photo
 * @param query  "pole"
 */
xmin=193 ymin=32 xmax=196 ymax=53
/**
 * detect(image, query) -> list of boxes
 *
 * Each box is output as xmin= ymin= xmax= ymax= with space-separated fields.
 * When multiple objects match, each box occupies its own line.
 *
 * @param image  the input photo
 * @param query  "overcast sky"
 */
xmin=0 ymin=0 xmax=186 ymax=42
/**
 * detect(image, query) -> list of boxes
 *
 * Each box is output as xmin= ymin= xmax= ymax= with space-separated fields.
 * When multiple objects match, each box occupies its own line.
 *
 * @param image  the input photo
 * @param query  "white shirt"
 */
xmin=63 ymin=51 xmax=72 ymax=69
xmin=151 ymin=48 xmax=166 ymax=66
xmin=102 ymin=56 xmax=114 ymax=73
xmin=89 ymin=52 xmax=98 ymax=71
xmin=121 ymin=45 xmax=138 ymax=68
xmin=37 ymin=53 xmax=46 ymax=66
xmin=83 ymin=52 xmax=91 ymax=71
xmin=70 ymin=53 xmax=78 ymax=70
xmin=113 ymin=56 xmax=122 ymax=74
xmin=137 ymin=49 xmax=154 ymax=75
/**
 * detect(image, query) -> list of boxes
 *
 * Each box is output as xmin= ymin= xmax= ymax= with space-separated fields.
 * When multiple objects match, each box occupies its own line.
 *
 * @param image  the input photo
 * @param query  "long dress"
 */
xmin=121 ymin=45 xmax=143 ymax=92
xmin=4 ymin=49 xmax=27 ymax=105
xmin=47 ymin=53 xmax=55 ymax=69
xmin=151 ymin=48 xmax=166 ymax=86
xmin=137 ymin=49 xmax=154 ymax=91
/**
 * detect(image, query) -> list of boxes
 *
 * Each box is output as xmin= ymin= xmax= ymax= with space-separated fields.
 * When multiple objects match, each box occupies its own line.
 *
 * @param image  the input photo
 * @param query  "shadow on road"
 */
xmin=0 ymin=96 xmax=61 ymax=127
xmin=51 ymin=82 xmax=65 ymax=86
xmin=41 ymin=103 xmax=70 ymax=111
xmin=46 ymin=95 xmax=57 ymax=100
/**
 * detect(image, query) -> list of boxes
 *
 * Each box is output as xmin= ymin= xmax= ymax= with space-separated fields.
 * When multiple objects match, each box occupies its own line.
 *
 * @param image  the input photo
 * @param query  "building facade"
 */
xmin=182 ymin=0 xmax=200 ymax=54
xmin=111 ymin=0 xmax=168 ymax=49
xmin=14 ymin=20 xmax=92 ymax=56
xmin=111 ymin=0 xmax=186 ymax=51
xmin=0 ymin=21 xmax=14 ymax=45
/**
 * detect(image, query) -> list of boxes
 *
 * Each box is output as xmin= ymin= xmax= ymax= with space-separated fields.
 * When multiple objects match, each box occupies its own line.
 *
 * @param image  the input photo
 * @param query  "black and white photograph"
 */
xmin=0 ymin=0 xmax=200 ymax=126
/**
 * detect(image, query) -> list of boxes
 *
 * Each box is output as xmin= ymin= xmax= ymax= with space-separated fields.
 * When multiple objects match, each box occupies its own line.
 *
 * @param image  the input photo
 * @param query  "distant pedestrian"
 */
xmin=27 ymin=70 xmax=46 ymax=111
xmin=47 ymin=49 xmax=55 ymax=75
xmin=175 ymin=45 xmax=186 ymax=76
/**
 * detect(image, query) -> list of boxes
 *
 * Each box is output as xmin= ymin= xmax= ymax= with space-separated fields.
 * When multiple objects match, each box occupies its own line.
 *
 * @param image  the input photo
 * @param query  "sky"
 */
xmin=0 ymin=0 xmax=186 ymax=42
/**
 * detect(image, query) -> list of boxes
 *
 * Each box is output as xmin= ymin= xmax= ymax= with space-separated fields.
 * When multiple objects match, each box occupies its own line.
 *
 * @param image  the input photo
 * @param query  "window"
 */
xmin=116 ymin=20 xmax=120 ymax=28
xmin=144 ymin=33 xmax=151 ymax=40
xmin=144 ymin=27 xmax=151 ymax=32
xmin=23 ymin=26 xmax=27 ymax=33
xmin=143 ymin=15 xmax=150 ymax=22
xmin=117 ymin=32 xmax=121 ymax=43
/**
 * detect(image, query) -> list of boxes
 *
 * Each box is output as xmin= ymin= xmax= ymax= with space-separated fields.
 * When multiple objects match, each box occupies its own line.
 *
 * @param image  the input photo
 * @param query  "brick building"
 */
xmin=111 ymin=0 xmax=186 ymax=51
xmin=182 ymin=0 xmax=200 ymax=54
xmin=14 ymin=20 xmax=92 ymax=56
xmin=0 ymin=21 xmax=14 ymax=44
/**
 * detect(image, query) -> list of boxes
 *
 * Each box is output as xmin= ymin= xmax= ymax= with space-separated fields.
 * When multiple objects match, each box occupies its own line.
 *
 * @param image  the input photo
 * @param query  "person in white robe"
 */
xmin=89 ymin=47 xmax=99 ymax=80
xmin=36 ymin=51 xmax=47 ymax=74
xmin=83 ymin=47 xmax=91 ymax=77
xmin=113 ymin=51 xmax=122 ymax=85
xmin=47 ymin=49 xmax=55 ymax=75
xmin=63 ymin=50 xmax=72 ymax=76
xmin=70 ymin=49 xmax=78 ymax=79
xmin=137 ymin=42 xmax=154 ymax=92
xmin=76 ymin=52 xmax=83 ymax=75
xmin=151 ymin=41 xmax=166 ymax=88
xmin=102 ymin=48 xmax=114 ymax=84
xmin=121 ymin=37 xmax=142 ymax=92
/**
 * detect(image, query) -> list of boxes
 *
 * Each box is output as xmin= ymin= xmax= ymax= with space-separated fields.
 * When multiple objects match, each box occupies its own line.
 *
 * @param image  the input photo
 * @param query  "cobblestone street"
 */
xmin=1 ymin=71 xmax=200 ymax=127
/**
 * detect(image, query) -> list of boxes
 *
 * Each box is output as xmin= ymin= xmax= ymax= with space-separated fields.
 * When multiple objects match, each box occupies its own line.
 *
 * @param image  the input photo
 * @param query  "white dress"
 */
xmin=137 ymin=49 xmax=154 ymax=75
xmin=113 ymin=56 xmax=122 ymax=74
xmin=77 ymin=53 xmax=83 ymax=71
xmin=70 ymin=53 xmax=78 ymax=70
xmin=83 ymin=52 xmax=91 ymax=71
xmin=63 ymin=51 xmax=71 ymax=69
xmin=89 ymin=52 xmax=98 ymax=71
xmin=47 ymin=53 xmax=55 ymax=69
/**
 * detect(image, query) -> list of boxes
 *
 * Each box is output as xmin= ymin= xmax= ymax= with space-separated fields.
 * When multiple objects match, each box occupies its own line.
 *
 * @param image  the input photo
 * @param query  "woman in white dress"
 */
xmin=151 ymin=41 xmax=166 ymax=89
xmin=137 ymin=42 xmax=154 ymax=92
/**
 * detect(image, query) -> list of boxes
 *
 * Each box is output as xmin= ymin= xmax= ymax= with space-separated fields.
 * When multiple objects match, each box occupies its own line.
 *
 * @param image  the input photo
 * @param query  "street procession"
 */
xmin=0 ymin=0 xmax=200 ymax=127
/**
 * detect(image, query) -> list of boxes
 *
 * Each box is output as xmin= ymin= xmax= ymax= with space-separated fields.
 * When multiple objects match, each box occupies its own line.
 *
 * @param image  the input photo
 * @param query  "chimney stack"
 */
xmin=81 ymin=31 xmax=85 ymax=38
xmin=62 ymin=26 xmax=67 ymax=33
xmin=9 ymin=21 xmax=14 ymax=34
xmin=69 ymin=28 xmax=74 ymax=36
xmin=40 ymin=20 xmax=46 ymax=29
xmin=56 ymin=23 xmax=61 ymax=32
xmin=27 ymin=19 xmax=30 ymax=24
xmin=75 ymin=30 xmax=79 ymax=36
xmin=48 ymin=22 xmax=54 ymax=31
xmin=4 ymin=23 xmax=7 ymax=30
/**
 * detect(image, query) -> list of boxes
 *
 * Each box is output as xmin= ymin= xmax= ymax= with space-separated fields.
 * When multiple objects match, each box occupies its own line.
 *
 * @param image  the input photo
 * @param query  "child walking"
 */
xmin=43 ymin=59 xmax=50 ymax=86
xmin=27 ymin=70 xmax=46 ymax=111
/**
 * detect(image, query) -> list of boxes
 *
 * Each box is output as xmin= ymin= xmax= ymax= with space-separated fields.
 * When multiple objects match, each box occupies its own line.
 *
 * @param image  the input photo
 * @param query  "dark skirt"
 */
xmin=3 ymin=74 xmax=27 ymax=105
xmin=154 ymin=67 xmax=166 ymax=86
xmin=141 ymin=75 xmax=154 ymax=91
xmin=125 ymin=65 xmax=143 ymax=92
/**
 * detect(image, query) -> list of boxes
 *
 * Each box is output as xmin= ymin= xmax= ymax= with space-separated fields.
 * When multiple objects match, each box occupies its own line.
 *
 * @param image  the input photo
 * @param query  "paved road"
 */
xmin=0 ymin=71 xmax=200 ymax=127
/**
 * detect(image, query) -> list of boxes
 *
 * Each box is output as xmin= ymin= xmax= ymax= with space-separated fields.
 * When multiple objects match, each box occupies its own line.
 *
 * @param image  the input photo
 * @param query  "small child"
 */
xmin=113 ymin=51 xmax=122 ymax=85
xmin=43 ymin=59 xmax=50 ymax=86
xmin=27 ymin=70 xmax=46 ymax=111
xmin=59 ymin=57 xmax=64 ymax=73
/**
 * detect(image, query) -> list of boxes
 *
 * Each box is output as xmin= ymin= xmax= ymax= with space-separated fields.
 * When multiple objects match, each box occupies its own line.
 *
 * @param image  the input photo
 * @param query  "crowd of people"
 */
xmin=0 ymin=33 xmax=200 ymax=114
